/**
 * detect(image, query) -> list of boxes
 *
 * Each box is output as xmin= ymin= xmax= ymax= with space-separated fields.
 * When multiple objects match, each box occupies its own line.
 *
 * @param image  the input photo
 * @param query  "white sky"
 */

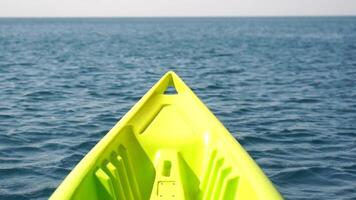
xmin=0 ymin=0 xmax=355 ymax=17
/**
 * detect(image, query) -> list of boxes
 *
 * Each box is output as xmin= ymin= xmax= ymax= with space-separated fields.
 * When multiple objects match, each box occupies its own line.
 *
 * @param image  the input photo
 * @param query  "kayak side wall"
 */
xmin=49 ymin=72 xmax=173 ymax=200
xmin=172 ymin=72 xmax=282 ymax=200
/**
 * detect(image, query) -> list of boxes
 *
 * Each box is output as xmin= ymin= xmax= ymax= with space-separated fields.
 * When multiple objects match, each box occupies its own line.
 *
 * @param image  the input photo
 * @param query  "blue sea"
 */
xmin=0 ymin=17 xmax=356 ymax=200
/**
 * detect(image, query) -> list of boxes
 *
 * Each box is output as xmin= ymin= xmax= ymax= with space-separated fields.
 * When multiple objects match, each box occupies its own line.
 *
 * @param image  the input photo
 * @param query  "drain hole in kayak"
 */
xmin=162 ymin=160 xmax=172 ymax=177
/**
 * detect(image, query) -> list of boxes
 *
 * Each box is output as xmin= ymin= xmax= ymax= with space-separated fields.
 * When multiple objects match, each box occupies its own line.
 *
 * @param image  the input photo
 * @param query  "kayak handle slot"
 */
xmin=164 ymin=85 xmax=178 ymax=95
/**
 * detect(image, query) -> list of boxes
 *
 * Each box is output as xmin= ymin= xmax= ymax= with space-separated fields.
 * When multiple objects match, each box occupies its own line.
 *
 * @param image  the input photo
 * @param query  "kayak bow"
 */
xmin=50 ymin=71 xmax=282 ymax=200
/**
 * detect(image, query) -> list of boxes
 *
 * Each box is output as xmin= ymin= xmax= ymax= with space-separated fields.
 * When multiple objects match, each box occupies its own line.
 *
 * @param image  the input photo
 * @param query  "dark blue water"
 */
xmin=1 ymin=17 xmax=356 ymax=200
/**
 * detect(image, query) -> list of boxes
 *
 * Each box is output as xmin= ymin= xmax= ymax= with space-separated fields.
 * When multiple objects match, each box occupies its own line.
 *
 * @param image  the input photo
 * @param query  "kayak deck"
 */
xmin=50 ymin=71 xmax=282 ymax=200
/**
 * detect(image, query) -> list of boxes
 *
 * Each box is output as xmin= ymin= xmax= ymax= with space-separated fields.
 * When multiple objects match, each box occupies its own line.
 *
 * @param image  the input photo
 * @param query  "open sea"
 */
xmin=0 ymin=17 xmax=356 ymax=200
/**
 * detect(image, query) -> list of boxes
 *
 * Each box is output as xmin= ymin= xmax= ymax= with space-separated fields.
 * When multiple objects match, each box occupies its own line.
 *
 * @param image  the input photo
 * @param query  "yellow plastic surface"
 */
xmin=50 ymin=71 xmax=283 ymax=200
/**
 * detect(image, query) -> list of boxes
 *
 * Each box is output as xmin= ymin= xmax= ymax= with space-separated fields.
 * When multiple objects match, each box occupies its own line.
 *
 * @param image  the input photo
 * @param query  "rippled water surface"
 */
xmin=1 ymin=17 xmax=356 ymax=200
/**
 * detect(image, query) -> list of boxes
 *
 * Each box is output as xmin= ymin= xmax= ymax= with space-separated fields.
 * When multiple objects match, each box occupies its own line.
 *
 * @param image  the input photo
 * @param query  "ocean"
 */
xmin=0 ymin=17 xmax=355 ymax=199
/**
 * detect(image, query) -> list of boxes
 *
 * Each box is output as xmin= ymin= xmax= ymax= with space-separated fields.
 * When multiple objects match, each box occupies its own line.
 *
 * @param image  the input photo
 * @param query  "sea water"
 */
xmin=0 ymin=17 xmax=356 ymax=199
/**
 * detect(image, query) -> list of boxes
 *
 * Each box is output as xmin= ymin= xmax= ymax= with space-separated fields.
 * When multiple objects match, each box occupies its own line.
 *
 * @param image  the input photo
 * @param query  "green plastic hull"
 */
xmin=50 ymin=71 xmax=282 ymax=200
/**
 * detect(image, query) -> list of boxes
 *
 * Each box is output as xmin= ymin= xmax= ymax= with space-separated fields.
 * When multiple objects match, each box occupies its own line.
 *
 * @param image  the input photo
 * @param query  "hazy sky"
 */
xmin=0 ymin=0 xmax=356 ymax=17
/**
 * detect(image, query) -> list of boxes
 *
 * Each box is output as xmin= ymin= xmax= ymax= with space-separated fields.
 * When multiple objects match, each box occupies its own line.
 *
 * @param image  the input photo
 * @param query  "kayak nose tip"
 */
xmin=165 ymin=70 xmax=177 ymax=76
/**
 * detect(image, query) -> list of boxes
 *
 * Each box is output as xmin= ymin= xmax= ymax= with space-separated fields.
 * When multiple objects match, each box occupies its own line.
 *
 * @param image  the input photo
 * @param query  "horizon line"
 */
xmin=0 ymin=15 xmax=355 ymax=18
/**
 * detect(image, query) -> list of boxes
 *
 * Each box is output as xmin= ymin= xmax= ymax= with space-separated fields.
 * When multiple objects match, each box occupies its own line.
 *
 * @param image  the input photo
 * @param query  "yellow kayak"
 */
xmin=50 ymin=71 xmax=282 ymax=200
